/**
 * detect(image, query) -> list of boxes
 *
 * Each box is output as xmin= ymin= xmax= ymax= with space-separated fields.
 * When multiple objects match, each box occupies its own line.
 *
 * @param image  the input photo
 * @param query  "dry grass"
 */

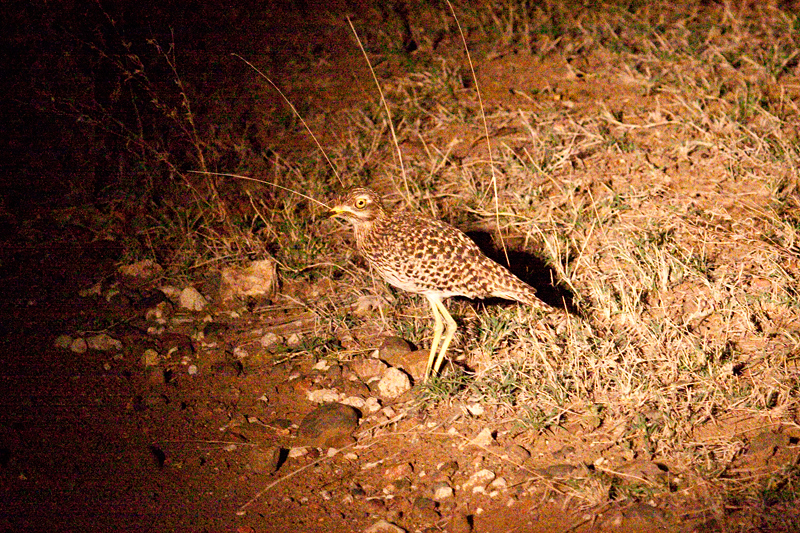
xmin=309 ymin=0 xmax=800 ymax=523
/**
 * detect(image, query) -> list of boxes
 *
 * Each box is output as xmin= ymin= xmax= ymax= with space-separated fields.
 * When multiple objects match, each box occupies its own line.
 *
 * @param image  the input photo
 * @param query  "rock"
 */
xmin=381 ymin=349 xmax=429 ymax=382
xmin=70 ymin=337 xmax=88 ymax=354
xmin=384 ymin=462 xmax=413 ymax=481
xmin=340 ymin=396 xmax=365 ymax=410
xmin=232 ymin=346 xmax=249 ymax=359
xmin=488 ymin=477 xmax=507 ymax=492
xmin=364 ymin=519 xmax=406 ymax=533
xmin=179 ymin=287 xmax=207 ymax=311
xmin=288 ymin=447 xmax=308 ymax=459
xmin=86 ymin=333 xmax=122 ymax=351
xmin=363 ymin=397 xmax=382 ymax=413
xmin=448 ymin=511 xmax=472 ymax=533
xmin=313 ymin=360 xmax=331 ymax=372
xmin=159 ymin=285 xmax=182 ymax=303
xmin=431 ymin=481 xmax=454 ymax=500
xmin=54 ymin=334 xmax=72 ymax=349
xmin=464 ymin=469 xmax=495 ymax=493
xmin=340 ymin=396 xmax=380 ymax=413
xmin=104 ymin=287 xmax=127 ymax=306
xmin=144 ymin=300 xmax=172 ymax=323
xmin=306 ymin=389 xmax=342 ymax=404
xmin=353 ymin=295 xmax=388 ymax=317
xmin=259 ymin=332 xmax=282 ymax=350
xmin=78 ymin=281 xmax=103 ymax=298
xmin=379 ymin=336 xmax=413 ymax=358
xmin=218 ymin=259 xmax=277 ymax=304
xmin=297 ymin=403 xmax=360 ymax=448
xmin=465 ymin=403 xmax=484 ymax=417
xmin=249 ymin=447 xmax=282 ymax=474
xmin=118 ymin=259 xmax=163 ymax=281
xmin=377 ymin=367 xmax=412 ymax=398
xmin=469 ymin=428 xmax=495 ymax=448
xmin=350 ymin=358 xmax=389 ymax=382
xmin=142 ymin=349 xmax=160 ymax=367
xmin=286 ymin=333 xmax=302 ymax=347
xmin=504 ymin=443 xmax=530 ymax=464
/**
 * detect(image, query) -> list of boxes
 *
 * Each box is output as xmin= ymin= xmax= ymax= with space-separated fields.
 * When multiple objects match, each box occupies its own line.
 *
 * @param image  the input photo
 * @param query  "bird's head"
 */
xmin=330 ymin=187 xmax=386 ymax=225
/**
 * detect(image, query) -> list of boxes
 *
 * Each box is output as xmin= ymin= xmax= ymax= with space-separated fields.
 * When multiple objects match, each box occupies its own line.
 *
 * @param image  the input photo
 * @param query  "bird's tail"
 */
xmin=486 ymin=260 xmax=551 ymax=311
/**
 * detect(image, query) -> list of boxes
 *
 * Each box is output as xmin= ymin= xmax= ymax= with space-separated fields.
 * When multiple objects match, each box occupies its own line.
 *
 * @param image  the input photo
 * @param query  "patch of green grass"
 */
xmin=416 ymin=370 xmax=471 ymax=406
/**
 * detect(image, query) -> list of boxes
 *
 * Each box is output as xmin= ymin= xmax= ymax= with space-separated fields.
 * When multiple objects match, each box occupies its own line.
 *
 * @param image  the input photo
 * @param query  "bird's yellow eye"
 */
xmin=354 ymin=197 xmax=368 ymax=209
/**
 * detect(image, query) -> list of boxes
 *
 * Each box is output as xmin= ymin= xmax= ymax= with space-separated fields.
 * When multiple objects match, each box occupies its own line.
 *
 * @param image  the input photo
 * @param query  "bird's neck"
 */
xmin=353 ymin=210 xmax=389 ymax=249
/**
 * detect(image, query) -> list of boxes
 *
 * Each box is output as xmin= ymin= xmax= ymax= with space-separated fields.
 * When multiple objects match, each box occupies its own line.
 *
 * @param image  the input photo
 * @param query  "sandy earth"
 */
xmin=0 ymin=237 xmax=685 ymax=533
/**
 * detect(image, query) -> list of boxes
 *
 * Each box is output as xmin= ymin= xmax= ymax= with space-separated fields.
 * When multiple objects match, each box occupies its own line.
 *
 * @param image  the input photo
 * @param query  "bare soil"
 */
xmin=1 ymin=221 xmax=796 ymax=533
xmin=0 ymin=235 xmax=679 ymax=532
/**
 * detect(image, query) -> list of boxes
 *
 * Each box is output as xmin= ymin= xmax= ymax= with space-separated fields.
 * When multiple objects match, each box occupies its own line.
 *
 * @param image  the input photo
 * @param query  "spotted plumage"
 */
xmin=331 ymin=187 xmax=550 ymax=380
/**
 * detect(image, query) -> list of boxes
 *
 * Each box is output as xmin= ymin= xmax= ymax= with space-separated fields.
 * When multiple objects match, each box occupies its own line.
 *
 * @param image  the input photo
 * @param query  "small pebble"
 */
xmin=377 ymin=368 xmax=411 ymax=399
xmin=470 ymin=428 xmax=495 ymax=447
xmin=431 ymin=481 xmax=454 ymax=500
xmin=504 ymin=443 xmax=531 ymax=464
xmin=448 ymin=512 xmax=472 ymax=533
xmin=179 ymin=286 xmax=207 ymax=311
xmin=378 ymin=336 xmax=413 ymax=358
xmin=288 ymin=447 xmax=308 ymax=458
xmin=142 ymin=349 xmax=160 ymax=367
xmin=54 ymin=335 xmax=72 ymax=349
xmin=464 ymin=469 xmax=495 ymax=491
xmin=384 ymin=462 xmax=413 ymax=481
xmin=70 ymin=338 xmax=88 ymax=354
xmin=465 ymin=403 xmax=484 ymax=417
xmin=364 ymin=519 xmax=406 ymax=533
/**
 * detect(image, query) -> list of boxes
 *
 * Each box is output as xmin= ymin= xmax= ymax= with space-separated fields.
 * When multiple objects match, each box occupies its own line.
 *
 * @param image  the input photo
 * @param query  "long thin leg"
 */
xmin=424 ymin=294 xmax=445 ymax=380
xmin=429 ymin=297 xmax=457 ymax=380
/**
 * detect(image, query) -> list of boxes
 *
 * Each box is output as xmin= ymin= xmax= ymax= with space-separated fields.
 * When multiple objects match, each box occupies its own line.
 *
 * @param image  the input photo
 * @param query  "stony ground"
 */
xmin=0 ymin=222 xmax=795 ymax=533
xmin=0 ymin=239 xmax=629 ymax=533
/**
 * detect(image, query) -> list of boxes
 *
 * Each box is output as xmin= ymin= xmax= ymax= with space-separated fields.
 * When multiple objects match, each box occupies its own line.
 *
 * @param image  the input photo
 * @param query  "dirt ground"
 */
xmin=2 ymin=1 xmax=800 ymax=532
xmin=0 ymin=234 xmax=696 ymax=533
xmin=2 ymin=220 xmax=796 ymax=533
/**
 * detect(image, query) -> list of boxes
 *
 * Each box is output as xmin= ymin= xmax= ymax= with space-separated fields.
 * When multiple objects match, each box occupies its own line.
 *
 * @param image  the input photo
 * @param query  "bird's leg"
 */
xmin=424 ymin=295 xmax=445 ymax=381
xmin=430 ymin=297 xmax=457 ymax=379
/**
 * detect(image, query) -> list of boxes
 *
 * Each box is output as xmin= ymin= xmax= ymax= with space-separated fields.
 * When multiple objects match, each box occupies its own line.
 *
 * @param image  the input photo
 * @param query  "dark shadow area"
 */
xmin=466 ymin=230 xmax=582 ymax=316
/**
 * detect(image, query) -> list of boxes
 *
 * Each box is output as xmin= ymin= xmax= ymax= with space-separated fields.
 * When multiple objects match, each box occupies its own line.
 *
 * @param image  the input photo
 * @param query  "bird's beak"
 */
xmin=329 ymin=205 xmax=346 ymax=218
